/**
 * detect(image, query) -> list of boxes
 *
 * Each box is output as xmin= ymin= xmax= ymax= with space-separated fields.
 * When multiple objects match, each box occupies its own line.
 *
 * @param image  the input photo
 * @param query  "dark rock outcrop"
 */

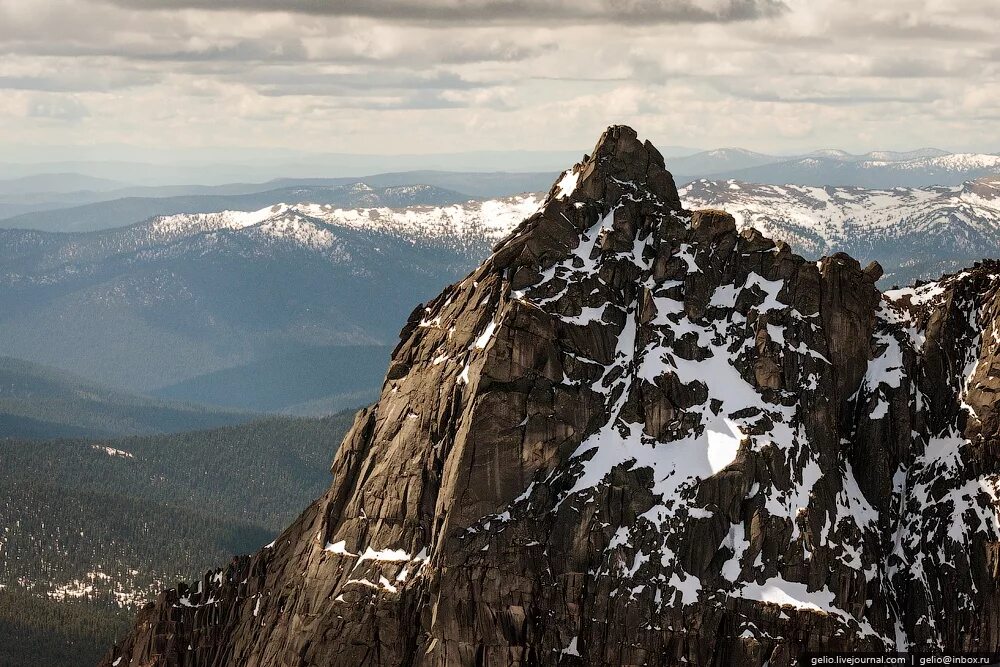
xmin=101 ymin=126 xmax=1000 ymax=666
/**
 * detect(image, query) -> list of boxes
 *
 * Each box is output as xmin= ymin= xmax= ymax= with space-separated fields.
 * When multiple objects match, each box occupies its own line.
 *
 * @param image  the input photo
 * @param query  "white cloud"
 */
xmin=0 ymin=0 xmax=995 ymax=156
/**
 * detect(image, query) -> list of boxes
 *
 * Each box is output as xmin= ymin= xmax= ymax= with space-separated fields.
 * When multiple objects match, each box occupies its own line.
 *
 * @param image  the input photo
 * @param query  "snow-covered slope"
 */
xmin=0 ymin=194 xmax=543 ymax=394
xmin=0 ymin=194 xmax=544 ymax=281
xmin=0 ymin=181 xmax=473 ymax=233
xmin=151 ymin=174 xmax=1000 ymax=289
xmin=872 ymin=153 xmax=1000 ymax=172
xmin=149 ymin=195 xmax=541 ymax=249
xmin=680 ymin=178 xmax=1000 ymax=286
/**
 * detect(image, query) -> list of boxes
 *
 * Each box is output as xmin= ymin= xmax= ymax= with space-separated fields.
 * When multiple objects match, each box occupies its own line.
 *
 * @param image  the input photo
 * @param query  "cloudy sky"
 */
xmin=1 ymin=0 xmax=997 ymax=161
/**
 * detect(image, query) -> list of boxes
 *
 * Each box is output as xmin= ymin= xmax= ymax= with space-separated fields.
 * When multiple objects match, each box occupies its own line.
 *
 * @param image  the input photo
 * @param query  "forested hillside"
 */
xmin=0 ymin=589 xmax=128 ymax=667
xmin=0 ymin=414 xmax=356 ymax=666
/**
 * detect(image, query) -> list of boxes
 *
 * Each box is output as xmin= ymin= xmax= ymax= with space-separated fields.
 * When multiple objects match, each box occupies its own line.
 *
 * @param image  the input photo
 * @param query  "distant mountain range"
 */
xmin=5 ymin=167 xmax=1000 ymax=416
xmin=679 ymin=177 xmax=1000 ymax=287
xmin=0 ymin=182 xmax=470 ymax=233
xmin=0 ymin=195 xmax=540 ymax=404
xmin=2 ymin=148 xmax=999 ymax=233
xmin=667 ymin=147 xmax=783 ymax=174
xmin=0 ymin=173 xmax=127 ymax=196
xmin=679 ymin=150 xmax=1000 ymax=188
xmin=4 ymin=175 xmax=1000 ymax=414
xmin=0 ymin=149 xmax=599 ymax=184
xmin=0 ymin=172 xmax=557 ymax=228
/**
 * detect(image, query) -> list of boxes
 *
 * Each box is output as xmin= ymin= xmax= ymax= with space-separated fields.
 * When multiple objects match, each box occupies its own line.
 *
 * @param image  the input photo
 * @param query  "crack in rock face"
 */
xmin=102 ymin=126 xmax=1000 ymax=667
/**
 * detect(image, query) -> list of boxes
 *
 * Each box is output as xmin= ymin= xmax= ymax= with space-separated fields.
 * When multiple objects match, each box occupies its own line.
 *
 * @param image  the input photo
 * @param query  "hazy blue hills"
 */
xmin=0 ymin=356 xmax=255 ymax=440
xmin=708 ymin=153 xmax=1000 ymax=188
xmin=327 ymin=170 xmax=555 ymax=198
xmin=669 ymin=149 xmax=1000 ymax=187
xmin=4 ymin=148 xmax=999 ymax=233
xmin=0 ymin=173 xmax=128 ymax=196
xmin=152 ymin=344 xmax=391 ymax=414
xmin=0 ymin=171 xmax=557 ymax=231
xmin=0 ymin=182 xmax=467 ymax=232
xmin=0 ymin=210 xmax=483 ymax=394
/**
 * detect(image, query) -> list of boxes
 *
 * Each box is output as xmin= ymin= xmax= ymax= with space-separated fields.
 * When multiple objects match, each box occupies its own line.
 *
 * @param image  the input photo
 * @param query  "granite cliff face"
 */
xmin=102 ymin=126 xmax=1000 ymax=666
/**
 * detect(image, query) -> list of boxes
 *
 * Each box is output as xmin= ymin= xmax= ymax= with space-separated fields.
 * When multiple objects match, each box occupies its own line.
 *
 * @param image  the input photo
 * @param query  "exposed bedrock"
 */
xmin=103 ymin=126 xmax=1000 ymax=667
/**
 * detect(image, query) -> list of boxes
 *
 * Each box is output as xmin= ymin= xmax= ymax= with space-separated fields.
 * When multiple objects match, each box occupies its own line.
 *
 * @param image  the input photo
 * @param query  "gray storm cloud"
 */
xmin=99 ymin=0 xmax=788 ymax=24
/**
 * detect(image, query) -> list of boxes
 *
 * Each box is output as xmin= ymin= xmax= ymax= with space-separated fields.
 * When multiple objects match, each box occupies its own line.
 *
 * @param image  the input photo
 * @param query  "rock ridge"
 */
xmin=102 ymin=126 xmax=1000 ymax=667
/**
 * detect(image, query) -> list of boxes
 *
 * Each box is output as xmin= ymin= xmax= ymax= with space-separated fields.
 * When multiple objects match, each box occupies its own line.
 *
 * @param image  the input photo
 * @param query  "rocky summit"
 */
xmin=102 ymin=126 xmax=1000 ymax=666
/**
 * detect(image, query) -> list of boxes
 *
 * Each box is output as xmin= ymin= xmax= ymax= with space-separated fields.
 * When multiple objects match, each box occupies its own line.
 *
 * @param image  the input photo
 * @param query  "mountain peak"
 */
xmin=489 ymin=125 xmax=682 ymax=287
xmin=103 ymin=127 xmax=1000 ymax=666
xmin=571 ymin=124 xmax=680 ymax=207
xmin=540 ymin=125 xmax=681 ymax=209
xmin=553 ymin=125 xmax=680 ymax=209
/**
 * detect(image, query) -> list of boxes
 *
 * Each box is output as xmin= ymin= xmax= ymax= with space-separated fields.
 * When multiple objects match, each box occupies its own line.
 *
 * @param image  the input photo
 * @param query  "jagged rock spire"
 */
xmin=492 ymin=125 xmax=680 ymax=274
xmin=103 ymin=127 xmax=1000 ymax=667
xmin=563 ymin=124 xmax=682 ymax=208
